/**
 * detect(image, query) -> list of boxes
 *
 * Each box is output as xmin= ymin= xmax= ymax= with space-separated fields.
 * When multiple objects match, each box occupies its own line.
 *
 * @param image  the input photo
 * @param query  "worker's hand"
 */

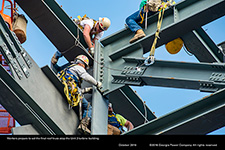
xmin=88 ymin=47 xmax=95 ymax=56
xmin=81 ymin=87 xmax=93 ymax=94
xmin=96 ymin=81 xmax=102 ymax=89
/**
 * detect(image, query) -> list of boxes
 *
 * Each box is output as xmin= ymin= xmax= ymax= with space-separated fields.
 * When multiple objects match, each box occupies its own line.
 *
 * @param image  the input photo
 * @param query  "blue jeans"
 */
xmin=82 ymin=97 xmax=92 ymax=119
xmin=126 ymin=8 xmax=156 ymax=33
xmin=51 ymin=51 xmax=70 ymax=73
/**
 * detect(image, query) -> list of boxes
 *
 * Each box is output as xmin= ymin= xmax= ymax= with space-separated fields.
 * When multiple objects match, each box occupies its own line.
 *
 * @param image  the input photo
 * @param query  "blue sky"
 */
xmin=2 ymin=0 xmax=225 ymax=135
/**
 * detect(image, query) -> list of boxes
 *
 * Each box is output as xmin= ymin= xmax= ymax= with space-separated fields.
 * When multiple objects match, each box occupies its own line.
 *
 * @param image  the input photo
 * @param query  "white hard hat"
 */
xmin=75 ymin=55 xmax=89 ymax=67
xmin=99 ymin=17 xmax=111 ymax=31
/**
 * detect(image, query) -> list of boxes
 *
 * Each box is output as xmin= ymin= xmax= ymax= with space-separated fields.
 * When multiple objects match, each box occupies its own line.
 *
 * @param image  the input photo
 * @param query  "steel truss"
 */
xmin=0 ymin=0 xmax=224 ymax=135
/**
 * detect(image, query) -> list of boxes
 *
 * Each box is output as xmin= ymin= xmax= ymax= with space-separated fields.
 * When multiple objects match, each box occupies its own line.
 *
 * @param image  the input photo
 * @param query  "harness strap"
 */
xmin=76 ymin=15 xmax=99 ymax=37
xmin=149 ymin=7 xmax=165 ymax=57
xmin=58 ymin=64 xmax=83 ymax=108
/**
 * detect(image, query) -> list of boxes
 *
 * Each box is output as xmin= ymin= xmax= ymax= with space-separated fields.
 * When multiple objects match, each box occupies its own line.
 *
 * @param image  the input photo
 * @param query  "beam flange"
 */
xmin=124 ymin=88 xmax=225 ymax=135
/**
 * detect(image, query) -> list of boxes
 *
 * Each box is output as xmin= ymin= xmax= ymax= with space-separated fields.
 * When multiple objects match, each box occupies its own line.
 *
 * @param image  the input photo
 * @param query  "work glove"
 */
xmin=96 ymin=81 xmax=102 ymax=89
xmin=81 ymin=87 xmax=93 ymax=94
xmin=88 ymin=47 xmax=95 ymax=56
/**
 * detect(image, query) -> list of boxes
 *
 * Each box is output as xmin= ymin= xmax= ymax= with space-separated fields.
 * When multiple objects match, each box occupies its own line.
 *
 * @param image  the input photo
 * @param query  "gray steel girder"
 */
xmin=111 ymin=57 xmax=225 ymax=93
xmin=0 ymin=14 xmax=79 ymax=135
xmin=15 ymin=0 xmax=93 ymax=65
xmin=182 ymin=28 xmax=223 ymax=63
xmin=124 ymin=88 xmax=225 ymax=135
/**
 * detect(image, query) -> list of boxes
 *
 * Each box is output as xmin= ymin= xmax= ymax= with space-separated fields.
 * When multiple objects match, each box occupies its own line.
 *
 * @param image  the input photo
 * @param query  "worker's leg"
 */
xmin=125 ymin=10 xmax=143 ymax=33
xmin=77 ymin=97 xmax=92 ymax=134
xmin=126 ymin=9 xmax=156 ymax=43
xmin=51 ymin=51 xmax=70 ymax=73
xmin=82 ymin=97 xmax=92 ymax=119
xmin=126 ymin=9 xmax=156 ymax=33
xmin=126 ymin=9 xmax=146 ymax=43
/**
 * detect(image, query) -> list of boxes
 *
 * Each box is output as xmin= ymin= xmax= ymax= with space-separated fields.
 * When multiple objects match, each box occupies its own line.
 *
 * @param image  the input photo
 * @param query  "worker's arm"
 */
xmin=124 ymin=120 xmax=134 ymax=131
xmin=71 ymin=65 xmax=101 ymax=87
xmin=92 ymin=31 xmax=104 ymax=48
xmin=78 ymin=66 xmax=97 ymax=85
xmin=83 ymin=24 xmax=93 ymax=49
xmin=91 ymin=37 xmax=98 ymax=48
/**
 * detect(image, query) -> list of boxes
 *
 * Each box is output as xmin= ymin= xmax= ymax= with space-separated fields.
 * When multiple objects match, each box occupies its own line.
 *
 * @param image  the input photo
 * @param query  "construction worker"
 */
xmin=74 ymin=16 xmax=111 ymax=56
xmin=51 ymin=17 xmax=111 ymax=66
xmin=57 ymin=54 xmax=102 ymax=135
xmin=126 ymin=0 xmax=173 ymax=44
xmin=108 ymin=103 xmax=134 ymax=135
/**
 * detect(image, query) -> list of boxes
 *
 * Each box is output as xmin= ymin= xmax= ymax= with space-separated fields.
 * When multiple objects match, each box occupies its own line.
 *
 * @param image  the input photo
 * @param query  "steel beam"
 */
xmin=218 ymin=41 xmax=225 ymax=57
xmin=0 ymin=77 xmax=53 ymax=134
xmin=15 ymin=0 xmax=93 ymax=65
xmin=110 ymin=57 xmax=225 ymax=92
xmin=94 ymin=41 xmax=156 ymax=129
xmin=91 ymin=42 xmax=108 ymax=135
xmin=182 ymin=28 xmax=223 ymax=63
xmin=0 ymin=14 xmax=79 ymax=135
xmin=101 ymin=0 xmax=225 ymax=61
xmin=12 ymin=124 xmax=39 ymax=135
xmin=124 ymin=88 xmax=225 ymax=135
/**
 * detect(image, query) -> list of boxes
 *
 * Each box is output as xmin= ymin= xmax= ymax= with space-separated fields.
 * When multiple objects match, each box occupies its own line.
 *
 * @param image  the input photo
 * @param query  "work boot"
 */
xmin=51 ymin=53 xmax=58 ymax=65
xmin=129 ymin=29 xmax=146 ymax=44
xmin=77 ymin=117 xmax=91 ymax=135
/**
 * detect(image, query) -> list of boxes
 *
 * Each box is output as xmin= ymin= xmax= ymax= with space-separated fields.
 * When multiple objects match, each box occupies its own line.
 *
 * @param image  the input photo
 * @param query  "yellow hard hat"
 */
xmin=99 ymin=17 xmax=111 ymax=31
xmin=165 ymin=38 xmax=184 ymax=54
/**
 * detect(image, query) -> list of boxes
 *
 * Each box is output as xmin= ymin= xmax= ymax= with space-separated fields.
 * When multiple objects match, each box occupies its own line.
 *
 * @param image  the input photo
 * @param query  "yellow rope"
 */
xmin=149 ymin=7 xmax=165 ymax=57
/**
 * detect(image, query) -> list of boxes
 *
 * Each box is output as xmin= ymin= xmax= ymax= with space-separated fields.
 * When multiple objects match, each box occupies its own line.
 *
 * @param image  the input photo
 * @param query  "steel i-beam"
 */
xmin=0 ymin=14 xmax=79 ymax=135
xmin=124 ymin=88 xmax=225 ymax=135
xmin=110 ymin=57 xmax=225 ymax=93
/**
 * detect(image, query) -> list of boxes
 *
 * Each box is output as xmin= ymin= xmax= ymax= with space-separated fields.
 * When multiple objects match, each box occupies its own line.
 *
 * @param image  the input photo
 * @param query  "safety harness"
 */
xmin=74 ymin=14 xmax=99 ymax=37
xmin=108 ymin=112 xmax=123 ymax=133
xmin=57 ymin=64 xmax=83 ymax=108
